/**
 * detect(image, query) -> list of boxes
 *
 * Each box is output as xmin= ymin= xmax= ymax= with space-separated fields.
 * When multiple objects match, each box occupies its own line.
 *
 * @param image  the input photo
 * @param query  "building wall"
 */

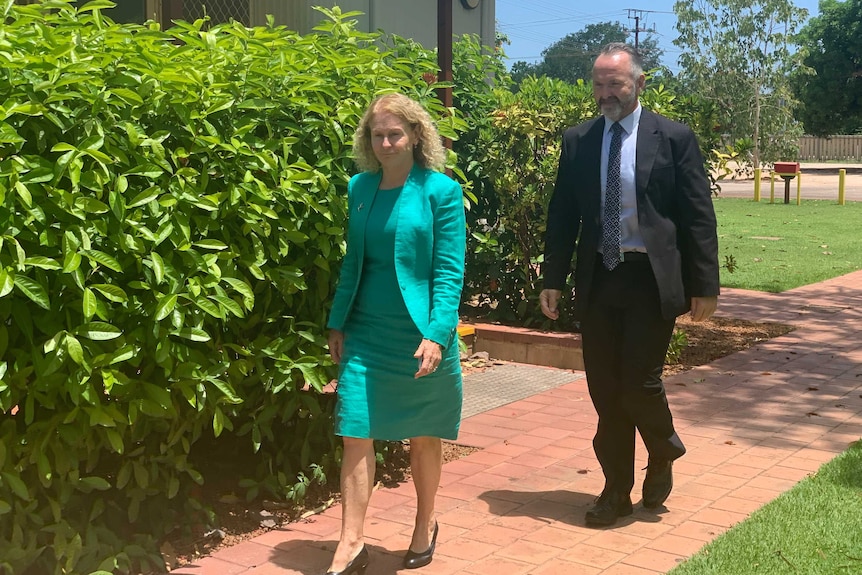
xmin=13 ymin=0 xmax=494 ymax=52
xmin=252 ymin=0 xmax=495 ymax=52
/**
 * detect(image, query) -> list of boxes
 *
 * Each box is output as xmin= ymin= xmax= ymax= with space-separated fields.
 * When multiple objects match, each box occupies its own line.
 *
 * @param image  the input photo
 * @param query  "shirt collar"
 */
xmin=605 ymin=103 xmax=641 ymax=136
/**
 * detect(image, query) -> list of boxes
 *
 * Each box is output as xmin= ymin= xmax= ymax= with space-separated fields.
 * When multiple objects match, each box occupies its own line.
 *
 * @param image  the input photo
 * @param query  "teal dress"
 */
xmin=334 ymin=186 xmax=462 ymax=440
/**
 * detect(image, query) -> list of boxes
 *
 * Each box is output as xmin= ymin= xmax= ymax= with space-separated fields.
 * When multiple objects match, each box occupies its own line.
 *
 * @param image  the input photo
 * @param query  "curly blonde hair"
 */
xmin=352 ymin=93 xmax=447 ymax=173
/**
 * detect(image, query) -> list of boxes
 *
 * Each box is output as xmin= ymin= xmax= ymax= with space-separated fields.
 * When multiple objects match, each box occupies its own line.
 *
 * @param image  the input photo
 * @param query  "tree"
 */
xmin=794 ymin=0 xmax=862 ymax=136
xmin=536 ymin=21 xmax=663 ymax=84
xmin=509 ymin=60 xmax=538 ymax=87
xmin=674 ymin=0 xmax=809 ymax=168
xmin=508 ymin=22 xmax=663 ymax=88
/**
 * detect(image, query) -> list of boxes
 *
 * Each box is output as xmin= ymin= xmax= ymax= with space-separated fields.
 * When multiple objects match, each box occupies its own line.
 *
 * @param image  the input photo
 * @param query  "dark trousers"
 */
xmin=580 ymin=259 xmax=686 ymax=495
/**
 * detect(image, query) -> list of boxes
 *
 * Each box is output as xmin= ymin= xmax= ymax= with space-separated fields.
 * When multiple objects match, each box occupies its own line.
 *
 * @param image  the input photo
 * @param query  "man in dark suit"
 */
xmin=540 ymin=43 xmax=720 ymax=527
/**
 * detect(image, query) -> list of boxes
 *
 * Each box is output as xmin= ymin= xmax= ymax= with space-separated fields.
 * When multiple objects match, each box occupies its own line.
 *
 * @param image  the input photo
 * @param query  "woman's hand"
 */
xmin=413 ymin=338 xmax=443 ymax=379
xmin=328 ymin=329 xmax=344 ymax=364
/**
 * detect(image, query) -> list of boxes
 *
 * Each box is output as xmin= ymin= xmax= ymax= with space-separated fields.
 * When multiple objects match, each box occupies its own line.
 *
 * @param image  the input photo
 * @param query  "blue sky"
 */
xmin=495 ymin=0 xmax=822 ymax=71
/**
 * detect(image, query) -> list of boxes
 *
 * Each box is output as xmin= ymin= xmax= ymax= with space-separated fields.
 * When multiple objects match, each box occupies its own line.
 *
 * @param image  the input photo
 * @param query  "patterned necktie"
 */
xmin=602 ymin=122 xmax=624 ymax=271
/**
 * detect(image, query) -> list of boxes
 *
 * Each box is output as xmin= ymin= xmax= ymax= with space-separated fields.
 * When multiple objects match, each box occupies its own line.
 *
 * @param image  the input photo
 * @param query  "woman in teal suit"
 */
xmin=325 ymin=93 xmax=466 ymax=574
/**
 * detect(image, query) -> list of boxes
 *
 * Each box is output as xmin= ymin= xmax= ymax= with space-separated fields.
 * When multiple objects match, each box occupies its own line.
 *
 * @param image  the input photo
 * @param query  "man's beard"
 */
xmin=599 ymin=94 xmax=636 ymax=121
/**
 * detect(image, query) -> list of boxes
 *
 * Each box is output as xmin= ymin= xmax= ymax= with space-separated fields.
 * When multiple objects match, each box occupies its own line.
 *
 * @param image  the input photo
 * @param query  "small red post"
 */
xmin=773 ymin=162 xmax=800 ymax=205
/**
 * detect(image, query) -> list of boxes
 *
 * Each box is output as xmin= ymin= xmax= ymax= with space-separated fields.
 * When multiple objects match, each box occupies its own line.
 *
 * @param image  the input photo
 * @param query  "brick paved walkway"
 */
xmin=173 ymin=270 xmax=862 ymax=575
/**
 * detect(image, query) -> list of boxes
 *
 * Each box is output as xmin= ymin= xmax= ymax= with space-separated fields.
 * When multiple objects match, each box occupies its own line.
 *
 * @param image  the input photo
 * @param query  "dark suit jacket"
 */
xmin=543 ymin=109 xmax=720 ymax=320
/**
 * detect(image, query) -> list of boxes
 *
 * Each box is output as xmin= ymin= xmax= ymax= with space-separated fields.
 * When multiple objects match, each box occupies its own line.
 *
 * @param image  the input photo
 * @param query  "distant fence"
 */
xmin=798 ymin=135 xmax=862 ymax=161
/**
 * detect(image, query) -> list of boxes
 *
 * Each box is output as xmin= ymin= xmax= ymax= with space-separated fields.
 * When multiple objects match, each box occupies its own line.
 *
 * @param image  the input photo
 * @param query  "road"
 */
xmin=714 ymin=163 xmax=862 ymax=202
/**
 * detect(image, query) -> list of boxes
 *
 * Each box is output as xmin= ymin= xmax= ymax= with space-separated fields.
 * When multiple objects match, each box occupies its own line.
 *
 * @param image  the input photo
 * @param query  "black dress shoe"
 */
xmin=585 ymin=492 xmax=633 ymax=527
xmin=642 ymin=459 xmax=674 ymax=509
xmin=326 ymin=545 xmax=369 ymax=575
xmin=403 ymin=522 xmax=438 ymax=569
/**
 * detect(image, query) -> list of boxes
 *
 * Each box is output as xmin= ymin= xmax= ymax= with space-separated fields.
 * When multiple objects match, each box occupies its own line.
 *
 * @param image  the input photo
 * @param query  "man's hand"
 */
xmin=689 ymin=296 xmax=718 ymax=322
xmin=540 ymin=289 xmax=563 ymax=320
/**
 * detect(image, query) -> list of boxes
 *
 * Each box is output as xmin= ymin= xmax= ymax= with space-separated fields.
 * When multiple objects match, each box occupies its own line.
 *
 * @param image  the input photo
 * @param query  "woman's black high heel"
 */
xmin=403 ymin=522 xmax=438 ymax=569
xmin=326 ymin=545 xmax=369 ymax=575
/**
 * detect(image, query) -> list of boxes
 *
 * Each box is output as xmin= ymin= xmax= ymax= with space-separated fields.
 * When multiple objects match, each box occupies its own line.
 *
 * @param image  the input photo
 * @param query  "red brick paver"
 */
xmin=172 ymin=270 xmax=862 ymax=575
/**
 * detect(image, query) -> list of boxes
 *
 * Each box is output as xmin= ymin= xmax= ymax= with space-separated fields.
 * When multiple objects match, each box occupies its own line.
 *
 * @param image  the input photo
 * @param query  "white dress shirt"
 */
xmin=600 ymin=104 xmax=647 ymax=255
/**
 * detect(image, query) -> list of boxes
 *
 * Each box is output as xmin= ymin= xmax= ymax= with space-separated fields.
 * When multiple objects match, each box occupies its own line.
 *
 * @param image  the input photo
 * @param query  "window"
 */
xmin=163 ymin=0 xmax=249 ymax=27
xmin=14 ymin=0 xmax=146 ymax=23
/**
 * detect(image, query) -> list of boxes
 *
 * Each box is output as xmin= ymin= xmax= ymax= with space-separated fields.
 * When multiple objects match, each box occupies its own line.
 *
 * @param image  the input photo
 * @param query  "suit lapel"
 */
xmin=394 ymin=166 xmax=423 ymax=262
xmin=636 ymin=110 xmax=660 ymax=199
xmin=583 ymin=119 xmax=605 ymax=217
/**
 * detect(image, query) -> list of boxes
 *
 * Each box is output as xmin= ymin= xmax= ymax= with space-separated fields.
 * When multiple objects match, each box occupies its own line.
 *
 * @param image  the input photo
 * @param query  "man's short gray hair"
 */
xmin=598 ymin=42 xmax=644 ymax=79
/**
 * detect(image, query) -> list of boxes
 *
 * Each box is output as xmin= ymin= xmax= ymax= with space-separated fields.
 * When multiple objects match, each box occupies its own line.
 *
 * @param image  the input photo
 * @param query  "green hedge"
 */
xmin=0 ymin=2 xmax=461 ymax=573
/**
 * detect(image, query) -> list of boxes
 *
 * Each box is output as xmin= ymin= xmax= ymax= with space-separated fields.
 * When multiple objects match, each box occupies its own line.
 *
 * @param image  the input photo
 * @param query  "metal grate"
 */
xmin=184 ymin=0 xmax=249 ymax=26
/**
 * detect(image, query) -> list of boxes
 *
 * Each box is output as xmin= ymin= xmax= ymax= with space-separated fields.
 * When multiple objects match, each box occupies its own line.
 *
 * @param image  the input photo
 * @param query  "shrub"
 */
xmin=0 ymin=2 xmax=461 ymax=572
xmin=465 ymin=76 xmax=594 ymax=328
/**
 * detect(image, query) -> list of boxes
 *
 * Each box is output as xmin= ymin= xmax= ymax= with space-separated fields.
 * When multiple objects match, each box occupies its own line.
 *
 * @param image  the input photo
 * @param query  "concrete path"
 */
xmin=172 ymin=270 xmax=862 ymax=575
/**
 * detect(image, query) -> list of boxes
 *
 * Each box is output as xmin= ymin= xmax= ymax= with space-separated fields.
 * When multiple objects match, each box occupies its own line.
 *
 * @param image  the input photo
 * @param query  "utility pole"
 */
xmin=626 ymin=9 xmax=655 ymax=52
xmin=437 ymin=0 xmax=453 ymax=151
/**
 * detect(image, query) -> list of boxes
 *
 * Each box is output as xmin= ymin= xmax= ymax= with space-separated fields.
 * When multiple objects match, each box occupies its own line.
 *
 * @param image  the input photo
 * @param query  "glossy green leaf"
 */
xmin=22 ymin=256 xmax=61 ymax=270
xmin=110 ymin=87 xmax=144 ymax=106
xmin=78 ymin=0 xmax=119 ymax=12
xmin=74 ymin=197 xmax=110 ymax=214
xmin=82 ymin=287 xmax=97 ymax=320
xmin=75 ymin=322 xmax=122 ymax=340
xmin=62 ymin=251 xmax=82 ymax=273
xmin=14 ymin=275 xmax=51 ymax=310
xmin=150 ymin=252 xmax=165 ymax=285
xmin=211 ymin=294 xmax=244 ymax=317
xmin=91 ymin=283 xmax=128 ymax=303
xmin=192 ymin=239 xmax=229 ymax=250
xmin=167 ymin=475 xmax=180 ymax=499
xmin=133 ymin=461 xmax=148 ymax=489
xmin=116 ymin=462 xmax=132 ymax=489
xmin=155 ymin=294 xmax=178 ymax=321
xmin=14 ymin=181 xmax=32 ymax=207
xmin=222 ymin=276 xmax=255 ymax=309
xmin=65 ymin=334 xmax=85 ymax=365
xmin=80 ymin=249 xmax=123 ymax=272
xmin=2 ymin=471 xmax=30 ymax=501
xmin=105 ymin=429 xmax=124 ymax=454
xmin=207 ymin=378 xmax=242 ymax=404
xmin=125 ymin=164 xmax=164 ymax=178
xmin=126 ymin=188 xmax=160 ymax=208
xmin=109 ymin=345 xmax=137 ymax=364
xmin=213 ymin=407 xmax=225 ymax=437
xmin=192 ymin=296 xmax=221 ymax=318
xmin=173 ymin=327 xmax=211 ymax=342
xmin=0 ymin=268 xmax=14 ymax=297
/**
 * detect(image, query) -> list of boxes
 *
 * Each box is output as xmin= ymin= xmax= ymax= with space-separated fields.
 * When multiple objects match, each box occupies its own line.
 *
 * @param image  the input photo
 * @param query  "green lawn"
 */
xmin=672 ymin=199 xmax=862 ymax=574
xmin=713 ymin=198 xmax=862 ymax=292
xmin=668 ymin=441 xmax=862 ymax=575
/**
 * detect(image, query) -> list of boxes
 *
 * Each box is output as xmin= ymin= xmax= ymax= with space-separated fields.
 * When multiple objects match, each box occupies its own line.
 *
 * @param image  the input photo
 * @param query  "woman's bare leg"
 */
xmin=327 ymin=437 xmax=375 ymax=572
xmin=408 ymin=436 xmax=442 ymax=551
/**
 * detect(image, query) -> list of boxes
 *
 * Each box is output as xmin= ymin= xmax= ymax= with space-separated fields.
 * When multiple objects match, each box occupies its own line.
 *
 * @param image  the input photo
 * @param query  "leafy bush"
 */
xmin=0 ymin=2 xmax=461 ymax=572
xmin=465 ymin=76 xmax=593 ymax=328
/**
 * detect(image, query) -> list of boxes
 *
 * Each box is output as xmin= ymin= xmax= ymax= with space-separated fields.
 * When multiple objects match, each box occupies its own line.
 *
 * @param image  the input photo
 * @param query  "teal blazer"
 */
xmin=327 ymin=165 xmax=466 ymax=349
